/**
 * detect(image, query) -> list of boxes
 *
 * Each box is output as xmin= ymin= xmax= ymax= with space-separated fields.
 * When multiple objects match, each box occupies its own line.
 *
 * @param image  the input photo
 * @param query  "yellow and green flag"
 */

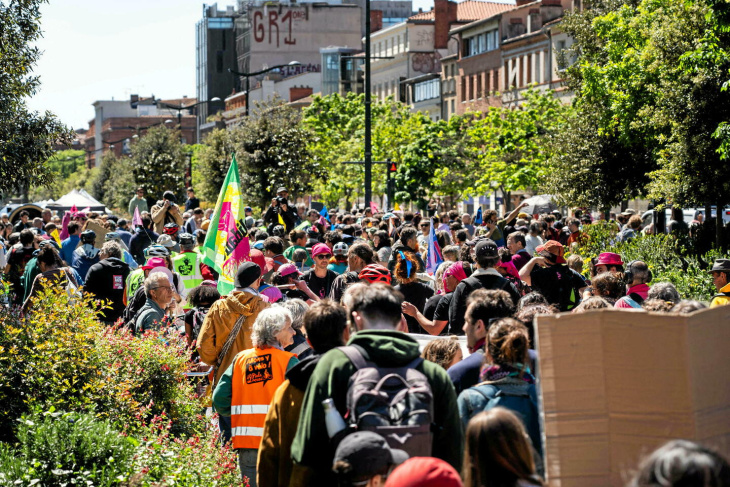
xmin=201 ymin=154 xmax=251 ymax=295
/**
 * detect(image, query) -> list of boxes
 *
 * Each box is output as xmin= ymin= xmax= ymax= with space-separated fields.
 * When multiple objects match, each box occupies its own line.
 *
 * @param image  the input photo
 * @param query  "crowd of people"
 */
xmin=4 ymin=185 xmax=730 ymax=487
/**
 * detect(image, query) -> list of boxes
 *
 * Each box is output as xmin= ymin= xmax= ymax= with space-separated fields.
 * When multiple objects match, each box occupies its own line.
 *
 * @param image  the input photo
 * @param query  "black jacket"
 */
xmin=264 ymin=204 xmax=297 ymax=232
xmin=448 ymin=269 xmax=521 ymax=333
xmin=84 ymin=257 xmax=131 ymax=323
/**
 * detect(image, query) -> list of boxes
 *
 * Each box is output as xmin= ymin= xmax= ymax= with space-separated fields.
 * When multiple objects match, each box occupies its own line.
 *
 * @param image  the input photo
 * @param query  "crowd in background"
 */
xmin=4 ymin=185 xmax=730 ymax=487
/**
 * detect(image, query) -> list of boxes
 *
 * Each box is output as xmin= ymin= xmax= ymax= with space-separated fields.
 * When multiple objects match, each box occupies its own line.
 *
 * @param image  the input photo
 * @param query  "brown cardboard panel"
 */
xmin=85 ymin=221 xmax=110 ymax=249
xmin=536 ymin=306 xmax=730 ymax=486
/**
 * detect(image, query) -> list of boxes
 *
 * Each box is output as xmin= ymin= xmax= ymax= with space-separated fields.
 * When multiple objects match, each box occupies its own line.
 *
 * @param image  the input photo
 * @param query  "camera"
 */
xmin=276 ymin=196 xmax=288 ymax=207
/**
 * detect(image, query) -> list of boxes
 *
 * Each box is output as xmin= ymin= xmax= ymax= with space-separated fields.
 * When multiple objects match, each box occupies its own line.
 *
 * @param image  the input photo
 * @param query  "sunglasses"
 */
xmin=315 ymin=254 xmax=332 ymax=260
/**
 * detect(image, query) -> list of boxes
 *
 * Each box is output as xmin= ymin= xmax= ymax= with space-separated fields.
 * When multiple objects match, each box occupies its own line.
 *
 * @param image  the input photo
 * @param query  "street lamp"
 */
xmin=228 ymin=61 xmax=301 ymax=116
xmin=156 ymin=98 xmax=221 ymax=143
xmin=364 ymin=0 xmax=373 ymax=207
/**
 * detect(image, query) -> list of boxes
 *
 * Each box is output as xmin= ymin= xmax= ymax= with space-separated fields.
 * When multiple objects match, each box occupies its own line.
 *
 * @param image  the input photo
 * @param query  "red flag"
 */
xmin=370 ymin=201 xmax=379 ymax=214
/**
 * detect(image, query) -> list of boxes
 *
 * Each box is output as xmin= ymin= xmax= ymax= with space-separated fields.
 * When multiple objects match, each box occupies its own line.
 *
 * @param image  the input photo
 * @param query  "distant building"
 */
xmin=320 ymin=46 xmax=362 ymax=96
xmin=84 ymin=97 xmax=196 ymax=167
xmin=196 ymin=4 xmax=241 ymax=141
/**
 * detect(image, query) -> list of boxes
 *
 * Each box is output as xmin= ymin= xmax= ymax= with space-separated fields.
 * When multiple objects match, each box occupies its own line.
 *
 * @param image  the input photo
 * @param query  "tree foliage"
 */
xmin=127 ymin=126 xmax=186 ymax=203
xmin=547 ymin=0 xmax=730 ymax=212
xmin=90 ymin=151 xmax=136 ymax=213
xmin=467 ymin=88 xmax=568 ymax=198
xmin=0 ymin=0 xmax=73 ymax=197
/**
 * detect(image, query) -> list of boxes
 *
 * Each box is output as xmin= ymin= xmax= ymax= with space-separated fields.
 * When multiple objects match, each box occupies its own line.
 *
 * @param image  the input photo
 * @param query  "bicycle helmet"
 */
xmin=80 ymin=229 xmax=97 ymax=244
xmin=358 ymin=264 xmax=392 ymax=285
xmin=272 ymin=225 xmax=286 ymax=237
xmin=178 ymin=232 xmax=195 ymax=247
xmin=163 ymin=222 xmax=179 ymax=235
xmin=144 ymin=244 xmax=170 ymax=258
xmin=333 ymin=241 xmax=349 ymax=256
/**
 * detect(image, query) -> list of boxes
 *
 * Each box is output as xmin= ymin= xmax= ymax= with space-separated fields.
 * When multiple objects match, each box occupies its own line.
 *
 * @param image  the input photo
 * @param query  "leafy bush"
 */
xmin=573 ymin=224 xmax=727 ymax=301
xmin=0 ymin=409 xmax=135 ymax=486
xmin=0 ymin=286 xmax=105 ymax=440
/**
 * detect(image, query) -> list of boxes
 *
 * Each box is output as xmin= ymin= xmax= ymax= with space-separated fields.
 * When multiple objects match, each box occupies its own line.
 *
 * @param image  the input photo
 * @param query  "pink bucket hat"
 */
xmin=595 ymin=252 xmax=624 ymax=266
xmin=311 ymin=243 xmax=331 ymax=257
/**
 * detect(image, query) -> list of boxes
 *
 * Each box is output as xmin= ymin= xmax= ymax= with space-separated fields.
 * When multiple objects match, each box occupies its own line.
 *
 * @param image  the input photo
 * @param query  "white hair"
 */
xmin=251 ymin=307 xmax=293 ymax=348
xmin=276 ymin=299 xmax=308 ymax=330
xmin=144 ymin=272 xmax=170 ymax=296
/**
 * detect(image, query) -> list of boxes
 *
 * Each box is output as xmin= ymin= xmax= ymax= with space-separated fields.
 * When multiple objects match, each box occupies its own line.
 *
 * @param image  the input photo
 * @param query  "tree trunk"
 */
xmin=621 ymin=200 xmax=628 ymax=212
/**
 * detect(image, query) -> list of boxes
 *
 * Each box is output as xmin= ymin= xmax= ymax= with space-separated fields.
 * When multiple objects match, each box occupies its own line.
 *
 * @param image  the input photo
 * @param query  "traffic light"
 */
xmin=387 ymin=162 xmax=397 ymax=173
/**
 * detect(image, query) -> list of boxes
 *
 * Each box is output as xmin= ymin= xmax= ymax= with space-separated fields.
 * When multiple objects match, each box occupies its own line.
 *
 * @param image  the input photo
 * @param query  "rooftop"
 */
xmin=408 ymin=0 xmax=516 ymax=22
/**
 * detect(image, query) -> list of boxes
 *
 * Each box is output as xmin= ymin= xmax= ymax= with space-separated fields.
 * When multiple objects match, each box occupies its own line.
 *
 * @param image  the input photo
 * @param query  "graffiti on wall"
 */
xmin=252 ymin=7 xmax=308 ymax=47
xmin=412 ymin=51 xmax=442 ymax=74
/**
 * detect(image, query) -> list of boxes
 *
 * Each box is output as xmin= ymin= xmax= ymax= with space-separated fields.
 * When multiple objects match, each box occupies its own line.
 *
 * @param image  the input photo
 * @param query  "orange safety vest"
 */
xmin=230 ymin=346 xmax=294 ymax=450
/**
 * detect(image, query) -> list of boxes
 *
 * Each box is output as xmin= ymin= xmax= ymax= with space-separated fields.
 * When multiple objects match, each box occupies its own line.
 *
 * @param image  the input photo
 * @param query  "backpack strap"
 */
xmin=628 ymin=292 xmax=645 ymax=304
xmin=338 ymin=345 xmax=369 ymax=370
xmin=289 ymin=341 xmax=311 ymax=357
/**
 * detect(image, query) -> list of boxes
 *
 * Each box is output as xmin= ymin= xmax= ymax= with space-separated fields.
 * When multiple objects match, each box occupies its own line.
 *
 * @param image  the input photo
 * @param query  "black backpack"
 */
xmin=121 ymin=286 xmax=148 ymax=335
xmin=339 ymin=345 xmax=434 ymax=457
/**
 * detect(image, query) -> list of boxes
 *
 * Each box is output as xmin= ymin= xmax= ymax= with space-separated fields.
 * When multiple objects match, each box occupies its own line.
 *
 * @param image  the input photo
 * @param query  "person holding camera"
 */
xmin=150 ymin=190 xmax=184 ymax=234
xmin=264 ymin=187 xmax=297 ymax=233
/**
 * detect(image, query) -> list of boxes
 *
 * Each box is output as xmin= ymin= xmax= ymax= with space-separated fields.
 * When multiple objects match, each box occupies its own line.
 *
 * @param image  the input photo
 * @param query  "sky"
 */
xmin=28 ymin=0 xmax=437 ymax=130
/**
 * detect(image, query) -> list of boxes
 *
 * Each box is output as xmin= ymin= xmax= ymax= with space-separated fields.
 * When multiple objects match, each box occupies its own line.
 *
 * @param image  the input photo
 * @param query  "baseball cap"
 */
xmin=142 ymin=256 xmax=167 ymax=270
xmin=311 ymin=243 xmax=331 ymax=257
xmin=538 ymin=240 xmax=566 ymax=264
xmin=279 ymin=263 xmax=301 ymax=278
xmin=384 ymin=457 xmax=462 ymax=487
xmin=333 ymin=432 xmax=408 ymax=481
xmin=249 ymin=249 xmax=267 ymax=274
xmin=276 ymin=186 xmax=288 ymax=194
xmin=474 ymin=239 xmax=498 ymax=258
xmin=234 ymin=261 xmax=262 ymax=289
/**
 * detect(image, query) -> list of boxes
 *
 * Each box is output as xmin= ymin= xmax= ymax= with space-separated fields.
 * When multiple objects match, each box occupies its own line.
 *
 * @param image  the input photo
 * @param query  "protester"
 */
xmin=184 ymin=187 xmax=200 ymax=212
xmin=332 ymin=431 xmax=409 ymax=487
xmin=615 ymin=260 xmax=652 ymax=308
xmin=212 ymin=307 xmax=298 ymax=485
xmin=647 ymin=281 xmax=681 ymax=305
xmin=457 ymin=318 xmax=541 ymax=461
xmin=422 ymin=337 xmax=463 ymax=370
xmin=385 ymin=457 xmax=463 ymax=487
xmin=135 ymin=272 xmax=174 ymax=334
xmin=196 ymin=262 xmax=269 ymax=443
xmin=150 ymin=191 xmax=183 ymax=234
xmin=302 ymin=243 xmax=338 ymax=299
xmin=462 ymin=408 xmax=544 ymax=487
xmin=264 ymin=187 xmax=297 ymax=232
xmin=628 ymin=439 xmax=730 ymax=487
xmin=709 ymin=258 xmax=730 ymax=307
xmin=328 ymin=242 xmax=349 ymax=275
xmin=183 ymin=281 xmax=220 ymax=349
xmin=60 ymin=221 xmax=80 ymax=265
xmin=128 ymin=187 xmax=148 ymax=216
xmin=278 ymin=299 xmax=312 ymax=359
xmin=584 ymin=272 xmax=624 ymax=305
xmin=22 ymin=245 xmax=77 ymax=312
xmin=83 ymin=241 xmax=131 ymax=324
xmin=4 ymin=228 xmax=37 ymax=304
xmin=387 ymin=226 xmax=425 ymax=278
xmin=394 ymin=251 xmax=434 ymax=333
xmin=71 ymin=230 xmax=100 ymax=284
xmin=519 ymin=241 xmax=586 ymax=312
xmin=291 ymin=283 xmax=463 ymax=484
xmin=129 ymin=216 xmax=159 ymax=265
xmin=329 ymin=242 xmax=374 ymax=303
xmin=449 ymin=239 xmax=520 ymax=333
xmin=258 ymin=300 xmax=349 ymax=487
xmin=171 ymin=233 xmax=214 ymax=293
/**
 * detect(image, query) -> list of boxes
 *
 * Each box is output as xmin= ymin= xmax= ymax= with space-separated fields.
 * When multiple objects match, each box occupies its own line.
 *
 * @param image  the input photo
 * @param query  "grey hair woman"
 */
xmin=251 ymin=306 xmax=295 ymax=349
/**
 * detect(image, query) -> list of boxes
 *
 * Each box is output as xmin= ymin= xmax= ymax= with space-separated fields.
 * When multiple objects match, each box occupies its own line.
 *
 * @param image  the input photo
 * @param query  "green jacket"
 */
xmin=290 ymin=330 xmax=463 ymax=483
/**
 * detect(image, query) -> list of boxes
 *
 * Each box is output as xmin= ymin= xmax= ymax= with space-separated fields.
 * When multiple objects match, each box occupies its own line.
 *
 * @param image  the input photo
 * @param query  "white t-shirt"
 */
xmin=524 ymin=234 xmax=544 ymax=256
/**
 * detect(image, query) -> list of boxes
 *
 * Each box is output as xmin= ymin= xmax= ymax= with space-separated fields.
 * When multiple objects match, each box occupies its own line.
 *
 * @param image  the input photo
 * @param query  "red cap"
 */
xmin=384 ymin=457 xmax=463 ymax=487
xmin=595 ymin=252 xmax=624 ymax=267
xmin=538 ymin=240 xmax=566 ymax=264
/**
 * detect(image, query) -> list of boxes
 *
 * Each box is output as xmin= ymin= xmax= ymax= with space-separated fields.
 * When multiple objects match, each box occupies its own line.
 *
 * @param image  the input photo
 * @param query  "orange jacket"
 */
xmin=230 ymin=346 xmax=294 ymax=450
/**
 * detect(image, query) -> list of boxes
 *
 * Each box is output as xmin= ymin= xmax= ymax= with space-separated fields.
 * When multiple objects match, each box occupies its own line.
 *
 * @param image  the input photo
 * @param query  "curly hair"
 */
xmin=422 ymin=337 xmax=462 ymax=371
xmin=393 ymin=251 xmax=419 ymax=283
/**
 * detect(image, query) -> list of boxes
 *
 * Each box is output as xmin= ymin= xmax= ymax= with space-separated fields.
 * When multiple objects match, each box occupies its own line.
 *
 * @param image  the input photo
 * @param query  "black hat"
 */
xmin=333 ymin=431 xmax=408 ymax=480
xmin=163 ymin=191 xmax=176 ymax=203
xmin=709 ymin=258 xmax=730 ymax=273
xmin=234 ymin=261 xmax=262 ymax=289
xmin=475 ymin=239 xmax=498 ymax=258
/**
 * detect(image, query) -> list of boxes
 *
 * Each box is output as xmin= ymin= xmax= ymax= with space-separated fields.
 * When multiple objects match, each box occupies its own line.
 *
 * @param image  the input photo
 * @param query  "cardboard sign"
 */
xmin=535 ymin=306 xmax=730 ymax=486
xmin=85 ymin=221 xmax=110 ymax=249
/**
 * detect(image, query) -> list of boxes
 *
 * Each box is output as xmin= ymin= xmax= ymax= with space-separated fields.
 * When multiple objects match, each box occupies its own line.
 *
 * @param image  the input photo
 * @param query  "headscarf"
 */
xmin=498 ymin=259 xmax=520 ymax=281
xmin=442 ymin=261 xmax=468 ymax=292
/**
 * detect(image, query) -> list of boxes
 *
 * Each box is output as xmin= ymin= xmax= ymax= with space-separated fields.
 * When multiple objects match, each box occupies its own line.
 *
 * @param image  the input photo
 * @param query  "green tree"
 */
xmin=233 ymin=98 xmax=322 ymax=209
xmin=128 ymin=126 xmax=186 ymax=203
xmin=0 ymin=0 xmax=73 ymax=198
xmin=28 ymin=149 xmax=86 ymax=201
xmin=546 ymin=0 xmax=730 ymax=238
xmin=196 ymin=129 xmax=236 ymax=204
xmin=89 ymin=151 xmax=136 ymax=213
xmin=467 ymin=88 xmax=568 ymax=207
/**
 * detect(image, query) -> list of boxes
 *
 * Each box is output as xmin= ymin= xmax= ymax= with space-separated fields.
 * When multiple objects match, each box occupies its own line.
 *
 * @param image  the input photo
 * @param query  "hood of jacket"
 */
xmin=286 ymin=354 xmax=322 ymax=390
xmin=75 ymin=244 xmax=100 ymax=260
xmin=219 ymin=290 xmax=266 ymax=317
xmin=347 ymin=329 xmax=420 ymax=367
xmin=97 ymin=256 xmax=130 ymax=272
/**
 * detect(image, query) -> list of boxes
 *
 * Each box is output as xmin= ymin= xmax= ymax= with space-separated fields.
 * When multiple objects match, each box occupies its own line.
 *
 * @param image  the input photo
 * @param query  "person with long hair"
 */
xmin=463 ymin=408 xmax=543 ymax=487
xmin=457 ymin=318 xmax=542 ymax=464
xmin=393 ymin=251 xmax=434 ymax=334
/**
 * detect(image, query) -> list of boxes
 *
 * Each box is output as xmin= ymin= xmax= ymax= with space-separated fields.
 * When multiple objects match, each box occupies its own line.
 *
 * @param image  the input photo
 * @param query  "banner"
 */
xmin=425 ymin=217 xmax=443 ymax=274
xmin=201 ymin=154 xmax=251 ymax=295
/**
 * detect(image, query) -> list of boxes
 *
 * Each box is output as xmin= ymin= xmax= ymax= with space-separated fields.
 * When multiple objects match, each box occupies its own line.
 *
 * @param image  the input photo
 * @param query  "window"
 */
xmin=464 ymin=28 xmax=499 ymax=57
xmin=414 ymin=78 xmax=440 ymax=102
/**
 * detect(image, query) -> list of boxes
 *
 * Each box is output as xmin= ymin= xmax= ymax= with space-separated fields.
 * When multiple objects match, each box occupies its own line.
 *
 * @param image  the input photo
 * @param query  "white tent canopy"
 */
xmin=45 ymin=189 xmax=108 ymax=212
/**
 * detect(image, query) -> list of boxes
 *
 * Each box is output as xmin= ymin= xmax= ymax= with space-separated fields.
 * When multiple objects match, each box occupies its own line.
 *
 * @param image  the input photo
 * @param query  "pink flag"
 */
xmin=370 ymin=201 xmax=379 ymax=214
xmin=69 ymin=204 xmax=78 ymax=216
xmin=59 ymin=210 xmax=71 ymax=240
xmin=132 ymin=207 xmax=143 ymax=227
